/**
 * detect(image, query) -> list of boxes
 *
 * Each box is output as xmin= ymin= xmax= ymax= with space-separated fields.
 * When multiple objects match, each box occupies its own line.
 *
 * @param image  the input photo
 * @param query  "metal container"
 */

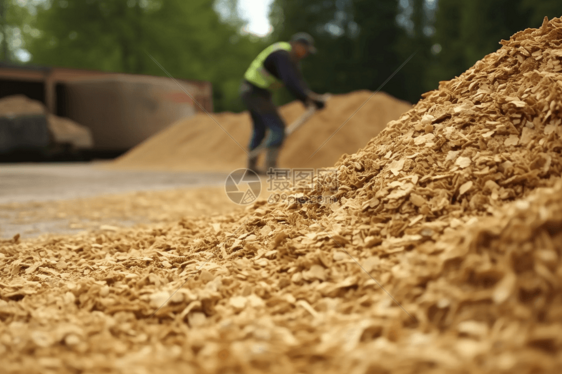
xmin=63 ymin=75 xmax=211 ymax=151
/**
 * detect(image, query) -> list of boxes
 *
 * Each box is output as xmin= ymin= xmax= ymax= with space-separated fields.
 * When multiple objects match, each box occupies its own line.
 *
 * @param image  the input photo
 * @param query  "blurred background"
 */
xmin=0 ymin=0 xmax=561 ymax=236
xmin=0 ymin=0 xmax=561 ymax=160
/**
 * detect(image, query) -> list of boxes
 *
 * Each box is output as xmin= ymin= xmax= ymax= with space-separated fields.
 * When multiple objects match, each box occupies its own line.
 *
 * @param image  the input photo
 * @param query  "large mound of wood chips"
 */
xmin=2 ymin=17 xmax=562 ymax=374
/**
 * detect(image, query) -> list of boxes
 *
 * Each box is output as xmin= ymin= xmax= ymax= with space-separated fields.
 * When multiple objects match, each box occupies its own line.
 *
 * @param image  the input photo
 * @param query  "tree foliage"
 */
xmin=429 ymin=0 xmax=562 ymax=87
xmin=273 ymin=0 xmax=562 ymax=105
xmin=17 ymin=0 xmax=266 ymax=111
xmin=3 ymin=0 xmax=562 ymax=111
xmin=0 ymin=0 xmax=36 ymax=62
xmin=270 ymin=0 xmax=412 ymax=103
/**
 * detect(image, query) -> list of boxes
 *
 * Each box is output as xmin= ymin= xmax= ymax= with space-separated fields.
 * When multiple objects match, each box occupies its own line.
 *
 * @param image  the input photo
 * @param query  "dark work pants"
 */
xmin=240 ymin=81 xmax=285 ymax=150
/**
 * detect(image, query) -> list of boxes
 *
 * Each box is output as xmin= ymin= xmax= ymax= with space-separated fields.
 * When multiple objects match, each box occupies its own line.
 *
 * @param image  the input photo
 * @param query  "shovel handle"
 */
xmin=285 ymin=105 xmax=316 ymax=136
xmin=248 ymin=94 xmax=330 ymax=159
xmin=286 ymin=93 xmax=330 ymax=136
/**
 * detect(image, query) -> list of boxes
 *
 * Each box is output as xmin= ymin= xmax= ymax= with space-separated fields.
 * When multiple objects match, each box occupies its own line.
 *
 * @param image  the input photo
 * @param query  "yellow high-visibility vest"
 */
xmin=244 ymin=42 xmax=291 ymax=90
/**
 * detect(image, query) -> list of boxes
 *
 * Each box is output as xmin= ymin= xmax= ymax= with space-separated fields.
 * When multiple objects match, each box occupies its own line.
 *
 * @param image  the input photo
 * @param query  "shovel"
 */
xmin=248 ymin=94 xmax=330 ymax=159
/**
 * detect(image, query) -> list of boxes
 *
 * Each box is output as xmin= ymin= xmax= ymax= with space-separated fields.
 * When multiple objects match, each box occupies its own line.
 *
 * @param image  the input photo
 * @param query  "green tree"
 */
xmin=19 ymin=0 xmax=266 ymax=111
xmin=346 ymin=0 xmax=406 ymax=99
xmin=427 ymin=0 xmax=464 ymax=84
xmin=461 ymin=0 xmax=529 ymax=64
xmin=269 ymin=0 xmax=412 ymax=103
xmin=271 ymin=0 xmax=562 ymax=105
xmin=0 ymin=0 xmax=36 ymax=62
xmin=521 ymin=0 xmax=562 ymax=28
xmin=429 ymin=0 xmax=537 ymax=86
xmin=0 ymin=0 xmax=8 ymax=61
xmin=394 ymin=0 xmax=435 ymax=103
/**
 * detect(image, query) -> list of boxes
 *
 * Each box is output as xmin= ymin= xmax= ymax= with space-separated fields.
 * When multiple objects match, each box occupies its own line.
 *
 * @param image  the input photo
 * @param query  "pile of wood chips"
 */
xmin=2 ymin=17 xmax=562 ymax=374
xmin=0 ymin=95 xmax=93 ymax=149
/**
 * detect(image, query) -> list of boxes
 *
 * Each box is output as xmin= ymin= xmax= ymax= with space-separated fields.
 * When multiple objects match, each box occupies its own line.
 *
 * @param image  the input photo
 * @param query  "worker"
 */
xmin=241 ymin=32 xmax=326 ymax=174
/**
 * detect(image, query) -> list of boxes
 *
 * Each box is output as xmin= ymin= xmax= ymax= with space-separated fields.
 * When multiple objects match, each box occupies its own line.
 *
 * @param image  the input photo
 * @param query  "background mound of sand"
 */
xmin=0 ymin=95 xmax=45 ymax=116
xmin=113 ymin=90 xmax=411 ymax=171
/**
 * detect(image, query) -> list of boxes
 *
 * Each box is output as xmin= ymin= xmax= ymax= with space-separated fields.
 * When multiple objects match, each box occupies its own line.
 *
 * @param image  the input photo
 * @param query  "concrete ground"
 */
xmin=0 ymin=163 xmax=229 ymax=238
xmin=0 ymin=162 xmax=228 ymax=204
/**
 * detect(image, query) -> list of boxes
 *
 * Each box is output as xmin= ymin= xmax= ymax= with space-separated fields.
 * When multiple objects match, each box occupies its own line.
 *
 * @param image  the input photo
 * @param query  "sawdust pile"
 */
xmin=47 ymin=115 xmax=93 ymax=149
xmin=113 ymin=91 xmax=411 ymax=171
xmin=0 ymin=95 xmax=45 ymax=116
xmin=0 ymin=95 xmax=93 ymax=149
xmin=2 ymin=17 xmax=562 ymax=374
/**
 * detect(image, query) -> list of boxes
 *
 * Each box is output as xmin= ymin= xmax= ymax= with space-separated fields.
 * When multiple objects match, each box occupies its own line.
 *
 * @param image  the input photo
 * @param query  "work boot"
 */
xmin=265 ymin=146 xmax=281 ymax=174
xmin=247 ymin=155 xmax=260 ymax=175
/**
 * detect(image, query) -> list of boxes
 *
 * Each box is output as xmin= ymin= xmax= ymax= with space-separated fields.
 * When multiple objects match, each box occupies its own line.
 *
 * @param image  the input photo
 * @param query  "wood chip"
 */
xmin=455 ymin=157 xmax=472 ymax=168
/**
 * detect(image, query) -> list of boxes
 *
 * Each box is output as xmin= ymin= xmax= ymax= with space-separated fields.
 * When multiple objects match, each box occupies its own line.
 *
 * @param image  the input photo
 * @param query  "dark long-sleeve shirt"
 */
xmin=262 ymin=50 xmax=309 ymax=103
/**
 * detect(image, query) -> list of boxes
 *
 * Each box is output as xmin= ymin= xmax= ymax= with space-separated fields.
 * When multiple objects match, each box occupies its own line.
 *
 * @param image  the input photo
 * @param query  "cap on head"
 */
xmin=290 ymin=32 xmax=317 ymax=54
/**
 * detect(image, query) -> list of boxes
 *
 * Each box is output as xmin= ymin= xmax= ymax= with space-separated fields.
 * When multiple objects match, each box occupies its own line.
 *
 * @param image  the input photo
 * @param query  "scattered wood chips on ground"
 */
xmin=0 ymin=186 xmax=240 ymax=237
xmin=2 ymin=17 xmax=562 ymax=374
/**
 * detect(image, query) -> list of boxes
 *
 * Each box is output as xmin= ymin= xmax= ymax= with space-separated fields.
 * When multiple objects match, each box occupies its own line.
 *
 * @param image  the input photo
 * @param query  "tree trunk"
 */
xmin=0 ymin=0 xmax=9 ymax=62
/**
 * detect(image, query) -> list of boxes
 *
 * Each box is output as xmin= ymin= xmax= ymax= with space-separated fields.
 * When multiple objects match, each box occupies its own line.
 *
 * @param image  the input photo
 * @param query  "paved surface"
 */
xmin=0 ymin=163 xmax=230 ymax=238
xmin=0 ymin=163 xmax=228 ymax=204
